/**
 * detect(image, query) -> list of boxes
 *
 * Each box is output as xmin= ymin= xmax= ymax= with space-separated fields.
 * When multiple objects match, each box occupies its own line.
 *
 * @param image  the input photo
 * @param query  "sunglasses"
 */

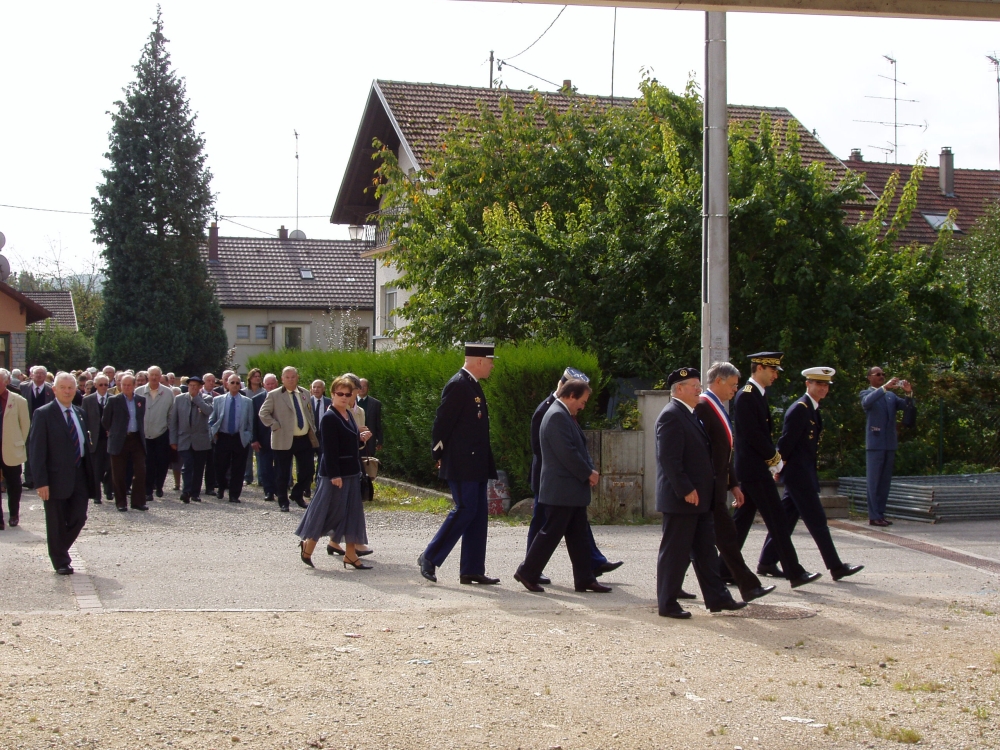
xmin=333 ymin=391 xmax=353 ymax=398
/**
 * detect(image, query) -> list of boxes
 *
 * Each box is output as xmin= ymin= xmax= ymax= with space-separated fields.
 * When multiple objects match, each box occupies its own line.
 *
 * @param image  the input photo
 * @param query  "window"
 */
xmin=384 ymin=287 xmax=398 ymax=333
xmin=922 ymin=212 xmax=962 ymax=233
xmin=254 ymin=325 xmax=268 ymax=340
xmin=0 ymin=334 xmax=8 ymax=371
xmin=284 ymin=327 xmax=303 ymax=350
xmin=299 ymin=268 xmax=314 ymax=279
xmin=356 ymin=327 xmax=370 ymax=351
xmin=236 ymin=325 xmax=250 ymax=341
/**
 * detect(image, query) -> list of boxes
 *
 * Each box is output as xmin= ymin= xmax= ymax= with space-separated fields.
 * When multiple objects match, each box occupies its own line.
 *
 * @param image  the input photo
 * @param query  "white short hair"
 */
xmin=147 ymin=366 xmax=162 ymax=376
xmin=0 ymin=369 xmax=9 ymax=384
xmin=282 ymin=366 xmax=298 ymax=376
xmin=54 ymin=371 xmax=77 ymax=388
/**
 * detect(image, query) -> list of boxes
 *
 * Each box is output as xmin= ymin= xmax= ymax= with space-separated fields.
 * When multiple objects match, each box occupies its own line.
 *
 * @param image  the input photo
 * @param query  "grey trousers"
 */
xmin=866 ymin=449 xmax=895 ymax=520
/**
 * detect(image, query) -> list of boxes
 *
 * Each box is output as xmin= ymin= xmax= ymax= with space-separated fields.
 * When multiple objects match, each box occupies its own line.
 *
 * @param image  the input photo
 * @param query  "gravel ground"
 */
xmin=1 ymin=481 xmax=999 ymax=749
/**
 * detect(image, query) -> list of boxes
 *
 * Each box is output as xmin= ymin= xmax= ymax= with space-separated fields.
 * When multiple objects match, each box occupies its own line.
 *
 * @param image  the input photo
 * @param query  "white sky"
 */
xmin=1 ymin=1 xmax=998 ymax=274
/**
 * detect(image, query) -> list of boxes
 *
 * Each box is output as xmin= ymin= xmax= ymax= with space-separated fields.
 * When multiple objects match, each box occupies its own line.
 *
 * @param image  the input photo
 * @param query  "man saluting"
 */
xmin=418 ymin=343 xmax=501 ymax=585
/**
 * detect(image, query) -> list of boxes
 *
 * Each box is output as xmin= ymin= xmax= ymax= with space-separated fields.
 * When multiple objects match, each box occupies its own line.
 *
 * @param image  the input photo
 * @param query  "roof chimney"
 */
xmin=278 ymin=225 xmax=289 ymax=240
xmin=939 ymin=147 xmax=955 ymax=197
xmin=208 ymin=221 xmax=219 ymax=262
xmin=848 ymin=148 xmax=863 ymax=163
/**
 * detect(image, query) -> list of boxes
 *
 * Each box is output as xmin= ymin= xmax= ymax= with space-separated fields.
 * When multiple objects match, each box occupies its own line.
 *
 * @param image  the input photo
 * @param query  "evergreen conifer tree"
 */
xmin=92 ymin=7 xmax=226 ymax=373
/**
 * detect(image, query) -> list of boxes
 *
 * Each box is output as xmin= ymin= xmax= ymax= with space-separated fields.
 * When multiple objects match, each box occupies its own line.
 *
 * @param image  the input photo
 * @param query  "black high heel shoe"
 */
xmin=343 ymin=556 xmax=372 ymax=570
xmin=327 ymin=544 xmax=345 ymax=556
xmin=299 ymin=541 xmax=314 ymax=568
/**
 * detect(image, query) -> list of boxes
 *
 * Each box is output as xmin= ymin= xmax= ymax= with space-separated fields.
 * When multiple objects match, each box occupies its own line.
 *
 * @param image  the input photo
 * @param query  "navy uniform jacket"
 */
xmin=860 ymin=387 xmax=915 ymax=451
xmin=733 ymin=381 xmax=781 ymax=484
xmin=431 ymin=369 xmax=497 ymax=483
xmin=776 ymin=394 xmax=821 ymax=494
xmin=529 ymin=392 xmax=558 ymax=494
xmin=655 ymin=400 xmax=714 ymax=515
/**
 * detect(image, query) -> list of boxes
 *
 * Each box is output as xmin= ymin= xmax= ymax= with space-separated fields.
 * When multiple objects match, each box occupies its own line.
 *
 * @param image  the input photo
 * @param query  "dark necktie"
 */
xmin=227 ymin=395 xmax=237 ymax=433
xmin=65 ymin=408 xmax=82 ymax=466
xmin=314 ymin=399 xmax=321 ymax=429
xmin=189 ymin=398 xmax=195 ymax=427
xmin=291 ymin=390 xmax=304 ymax=430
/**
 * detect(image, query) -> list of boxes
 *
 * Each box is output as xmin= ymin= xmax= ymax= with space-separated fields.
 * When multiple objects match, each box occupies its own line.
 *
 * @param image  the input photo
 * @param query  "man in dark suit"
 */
xmin=309 ymin=379 xmax=331 ymax=494
xmin=102 ymin=373 xmax=148 ymax=512
xmin=82 ymin=374 xmax=114 ymax=504
xmin=526 ymin=367 xmax=622 ymax=585
xmin=759 ymin=368 xmax=864 ymax=581
xmin=694 ymin=361 xmax=775 ymax=604
xmin=861 ymin=366 xmax=916 ymax=526
xmin=19 ymin=365 xmax=54 ymax=489
xmin=251 ymin=373 xmax=279 ymax=502
xmin=418 ymin=343 xmax=500 ymax=585
xmin=655 ymin=368 xmax=745 ymax=619
xmin=514 ymin=379 xmax=610 ymax=593
xmin=731 ymin=352 xmax=820 ymax=588
xmin=357 ymin=378 xmax=382 ymax=501
xmin=28 ymin=372 xmax=93 ymax=574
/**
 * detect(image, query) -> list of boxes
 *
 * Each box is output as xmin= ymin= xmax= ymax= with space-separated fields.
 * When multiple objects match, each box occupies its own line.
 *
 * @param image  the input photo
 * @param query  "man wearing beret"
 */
xmin=758 ymin=368 xmax=864 ymax=580
xmin=731 ymin=353 xmax=821 ymax=588
xmin=418 ymin=343 xmax=501 ymax=585
xmin=655 ymin=367 xmax=746 ymax=619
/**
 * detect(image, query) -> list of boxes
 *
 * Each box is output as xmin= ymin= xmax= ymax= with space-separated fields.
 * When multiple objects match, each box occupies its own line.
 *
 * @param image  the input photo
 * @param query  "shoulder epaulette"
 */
xmin=743 ymin=384 xmax=754 ymax=393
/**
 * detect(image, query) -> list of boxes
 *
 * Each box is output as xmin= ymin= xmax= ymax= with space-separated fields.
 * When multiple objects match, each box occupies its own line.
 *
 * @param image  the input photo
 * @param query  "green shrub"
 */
xmin=248 ymin=341 xmax=602 ymax=498
xmin=26 ymin=321 xmax=93 ymax=372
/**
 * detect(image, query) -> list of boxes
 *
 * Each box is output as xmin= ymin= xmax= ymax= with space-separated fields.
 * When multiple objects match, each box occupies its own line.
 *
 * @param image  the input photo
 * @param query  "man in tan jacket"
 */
xmin=0 ymin=368 xmax=31 ymax=528
xmin=258 ymin=366 xmax=318 ymax=512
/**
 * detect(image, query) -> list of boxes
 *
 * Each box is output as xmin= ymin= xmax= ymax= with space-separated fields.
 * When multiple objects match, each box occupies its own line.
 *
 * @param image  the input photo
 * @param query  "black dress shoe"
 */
xmin=146 ymin=494 xmax=155 ymax=504
xmin=180 ymin=494 xmax=190 ymax=504
xmin=513 ymin=571 xmax=544 ymax=592
xmin=0 ymin=518 xmax=4 ymax=530
xmin=677 ymin=589 xmax=697 ymax=600
xmin=56 ymin=566 xmax=74 ymax=575
xmin=869 ymin=518 xmax=889 ymax=527
xmin=575 ymin=580 xmax=612 ymax=593
xmin=460 ymin=574 xmax=501 ymax=585
xmin=327 ymin=544 xmax=346 ymax=556
xmin=279 ymin=505 xmax=290 ymax=512
xmin=742 ymin=584 xmax=776 ymax=602
xmin=357 ymin=548 xmax=374 ymax=557
xmin=216 ymin=490 xmax=225 ymax=500
xmin=7 ymin=516 xmax=16 ymax=527
xmin=155 ymin=488 xmax=164 ymax=498
xmin=132 ymin=504 xmax=149 ymax=512
xmin=831 ymin=563 xmax=864 ymax=581
xmin=720 ymin=574 xmax=736 ymax=585
xmin=417 ymin=553 xmax=437 ymax=583
xmin=264 ymin=495 xmax=275 ymax=502
xmin=537 ymin=575 xmax=552 ymax=585
xmin=191 ymin=496 xmax=202 ymax=502
xmin=757 ymin=563 xmax=785 ymax=578
xmin=660 ymin=606 xmax=691 ymax=619
xmin=117 ymin=506 xmax=128 ymax=512
xmin=294 ymin=498 xmax=308 ymax=509
xmin=593 ymin=560 xmax=624 ymax=577
xmin=93 ymin=498 xmax=103 ymax=505
xmin=789 ymin=571 xmax=822 ymax=588
xmin=229 ymin=499 xmax=241 ymax=504
xmin=883 ymin=519 xmax=893 ymax=525
xmin=709 ymin=599 xmax=748 ymax=613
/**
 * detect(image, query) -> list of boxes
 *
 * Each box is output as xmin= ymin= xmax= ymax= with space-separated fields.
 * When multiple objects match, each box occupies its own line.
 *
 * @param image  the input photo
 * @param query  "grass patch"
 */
xmin=370 ymin=482 xmax=452 ymax=514
xmin=868 ymin=722 xmax=922 ymax=744
xmin=893 ymin=673 xmax=945 ymax=693
xmin=760 ymin=694 xmax=778 ymax=702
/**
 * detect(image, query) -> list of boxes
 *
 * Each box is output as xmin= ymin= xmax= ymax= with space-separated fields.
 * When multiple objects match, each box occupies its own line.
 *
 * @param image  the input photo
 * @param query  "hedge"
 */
xmin=247 ymin=341 xmax=602 ymax=499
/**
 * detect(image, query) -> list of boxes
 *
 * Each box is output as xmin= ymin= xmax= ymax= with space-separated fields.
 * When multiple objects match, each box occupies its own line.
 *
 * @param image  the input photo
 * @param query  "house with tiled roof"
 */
xmin=0 ymin=281 xmax=51 ymax=372
xmin=23 ymin=290 xmax=78 ymax=332
xmin=201 ymin=223 xmax=374 ymax=370
xmin=330 ymin=79 xmax=855 ymax=347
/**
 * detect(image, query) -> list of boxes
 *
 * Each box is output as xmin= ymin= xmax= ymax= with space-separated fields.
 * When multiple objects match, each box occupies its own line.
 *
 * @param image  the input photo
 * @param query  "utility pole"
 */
xmin=294 ymin=129 xmax=300 ymax=231
xmin=701 ymin=11 xmax=729 ymax=380
xmin=489 ymin=50 xmax=494 ymax=89
xmin=989 ymin=54 xmax=1000 ymax=169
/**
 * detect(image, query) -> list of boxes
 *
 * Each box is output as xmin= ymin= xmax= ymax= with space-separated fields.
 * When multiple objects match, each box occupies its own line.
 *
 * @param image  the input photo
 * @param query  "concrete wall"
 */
xmin=637 ymin=389 xmax=671 ymax=516
xmin=0 ymin=294 xmax=27 ymax=371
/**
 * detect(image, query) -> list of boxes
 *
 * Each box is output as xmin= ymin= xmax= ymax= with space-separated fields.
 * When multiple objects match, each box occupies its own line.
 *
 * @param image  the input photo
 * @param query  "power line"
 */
xmin=0 ymin=202 xmax=329 ymax=219
xmin=496 ymin=61 xmax=560 ymax=89
xmin=0 ymin=202 xmax=90 ymax=215
xmin=217 ymin=217 xmax=275 ymax=236
xmin=503 ymin=5 xmax=567 ymax=62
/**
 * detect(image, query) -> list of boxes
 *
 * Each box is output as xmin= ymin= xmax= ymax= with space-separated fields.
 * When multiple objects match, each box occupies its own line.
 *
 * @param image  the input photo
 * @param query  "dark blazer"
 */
xmin=101 ymin=393 xmax=147 ymax=456
xmin=538 ymin=401 xmax=594 ymax=507
xmin=529 ymin=392 xmax=558 ymax=494
xmin=860 ymin=386 xmax=915 ymax=451
xmin=318 ymin=409 xmax=362 ymax=479
xmin=27 ymin=400 xmax=94 ymax=500
xmin=733 ymin=381 xmax=780 ymax=484
xmin=694 ymin=393 xmax=736 ymax=486
xmin=251 ymin=390 xmax=270 ymax=448
xmin=310 ymin=396 xmax=332 ymax=449
xmin=81 ymin=392 xmax=111 ymax=452
xmin=777 ymin=394 xmax=822 ymax=494
xmin=655 ymin=400 xmax=714 ymax=515
xmin=431 ymin=369 xmax=497 ymax=482
xmin=20 ymin=381 xmax=54 ymax=418
xmin=357 ymin=395 xmax=383 ymax=452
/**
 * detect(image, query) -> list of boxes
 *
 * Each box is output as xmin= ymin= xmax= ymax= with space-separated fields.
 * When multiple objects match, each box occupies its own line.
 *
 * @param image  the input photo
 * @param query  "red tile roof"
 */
xmin=24 ymin=290 xmax=78 ymax=331
xmin=201 ymin=236 xmax=374 ymax=310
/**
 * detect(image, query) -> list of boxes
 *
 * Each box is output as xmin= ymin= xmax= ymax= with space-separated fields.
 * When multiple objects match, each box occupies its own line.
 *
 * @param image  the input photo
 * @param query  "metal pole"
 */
xmin=489 ymin=50 xmax=494 ymax=89
xmin=701 ymin=11 xmax=729 ymax=379
xmin=938 ymin=397 xmax=945 ymax=473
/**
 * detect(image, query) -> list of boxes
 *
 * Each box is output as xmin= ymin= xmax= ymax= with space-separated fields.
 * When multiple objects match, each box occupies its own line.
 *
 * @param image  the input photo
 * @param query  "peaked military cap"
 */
xmin=802 ymin=366 xmax=835 ymax=382
xmin=464 ymin=342 xmax=495 ymax=359
xmin=667 ymin=367 xmax=700 ymax=388
xmin=560 ymin=366 xmax=590 ymax=384
xmin=747 ymin=351 xmax=784 ymax=371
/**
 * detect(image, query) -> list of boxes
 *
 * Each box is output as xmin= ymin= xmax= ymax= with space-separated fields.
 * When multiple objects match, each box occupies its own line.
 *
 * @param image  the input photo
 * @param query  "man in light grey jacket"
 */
xmin=169 ymin=375 xmax=214 ymax=503
xmin=514 ymin=379 xmax=610 ymax=594
xmin=136 ymin=366 xmax=173 ymax=503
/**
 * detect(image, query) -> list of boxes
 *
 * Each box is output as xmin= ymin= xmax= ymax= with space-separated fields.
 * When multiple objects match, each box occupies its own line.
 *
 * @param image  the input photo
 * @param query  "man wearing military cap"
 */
xmin=418 ymin=343 xmax=501 ymax=585
xmin=731 ymin=352 xmax=821 ymax=589
xmin=758 ymin=367 xmax=864 ymax=581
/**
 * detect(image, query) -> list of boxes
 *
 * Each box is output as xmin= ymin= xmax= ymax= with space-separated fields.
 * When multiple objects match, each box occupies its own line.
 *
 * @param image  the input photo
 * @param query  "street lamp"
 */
xmin=348 ymin=224 xmax=364 ymax=242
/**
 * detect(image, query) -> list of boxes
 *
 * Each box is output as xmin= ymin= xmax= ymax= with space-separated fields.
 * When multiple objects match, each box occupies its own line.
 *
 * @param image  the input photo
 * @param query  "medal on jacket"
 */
xmin=475 ymin=397 xmax=482 ymax=404
xmin=477 ymin=411 xmax=483 ymax=419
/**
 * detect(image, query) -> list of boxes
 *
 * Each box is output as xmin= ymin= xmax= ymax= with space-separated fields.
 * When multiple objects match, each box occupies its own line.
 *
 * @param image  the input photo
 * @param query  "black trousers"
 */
xmin=709 ymin=478 xmax=763 ymax=598
xmin=44 ymin=464 xmax=89 ymax=569
xmin=214 ymin=433 xmax=249 ymax=500
xmin=731 ymin=477 xmax=806 ymax=579
xmin=273 ymin=434 xmax=314 ymax=506
xmin=179 ymin=448 xmax=210 ymax=498
xmin=759 ymin=480 xmax=843 ymax=571
xmin=144 ymin=432 xmax=171 ymax=496
xmin=1 ymin=460 xmax=23 ymax=521
xmin=90 ymin=437 xmax=113 ymax=500
xmin=657 ymin=511 xmax=733 ymax=613
xmin=518 ymin=505 xmax=595 ymax=588
xmin=203 ymin=446 xmax=217 ymax=491
xmin=111 ymin=433 xmax=146 ymax=509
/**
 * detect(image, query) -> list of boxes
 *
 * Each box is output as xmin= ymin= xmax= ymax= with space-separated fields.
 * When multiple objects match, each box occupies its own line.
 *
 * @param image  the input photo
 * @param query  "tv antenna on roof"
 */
xmin=294 ymin=130 xmax=300 ymax=232
xmin=988 ymin=54 xmax=1000 ymax=168
xmin=854 ymin=55 xmax=925 ymax=161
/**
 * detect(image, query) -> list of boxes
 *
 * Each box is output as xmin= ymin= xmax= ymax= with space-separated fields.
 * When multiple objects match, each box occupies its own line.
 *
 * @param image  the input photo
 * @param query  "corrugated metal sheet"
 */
xmin=839 ymin=473 xmax=1000 ymax=523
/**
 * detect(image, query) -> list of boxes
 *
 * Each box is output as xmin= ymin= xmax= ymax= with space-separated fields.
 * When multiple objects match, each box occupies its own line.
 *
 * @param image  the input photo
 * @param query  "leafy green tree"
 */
xmin=92 ymin=7 xmax=226 ymax=373
xmin=954 ymin=199 xmax=1000 ymax=364
xmin=26 ymin=322 xmax=93 ymax=373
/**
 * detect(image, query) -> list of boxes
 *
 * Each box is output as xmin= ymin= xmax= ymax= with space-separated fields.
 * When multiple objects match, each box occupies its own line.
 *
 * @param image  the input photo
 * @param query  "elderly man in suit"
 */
xmin=103 ymin=373 xmax=148 ymax=512
xmin=418 ymin=343 xmax=500 ymax=585
xmin=861 ymin=366 xmax=916 ymax=526
xmin=19 ymin=365 xmax=54 ymax=489
xmin=258 ymin=367 xmax=318 ymax=512
xmin=0 ymin=369 xmax=31 ymax=528
xmin=514 ymin=378 xmax=610 ymax=594
xmin=82 ymin=374 xmax=114 ymax=505
xmin=136 ymin=365 xmax=173 ymax=503
xmin=655 ymin=367 xmax=746 ymax=619
xmin=309 ymin=378 xmax=331 ymax=495
xmin=209 ymin=373 xmax=254 ymax=503
xmin=357 ymin=378 xmax=382 ymax=501
xmin=170 ymin=375 xmax=214 ymax=503
xmin=251 ymin=373 xmax=279 ymax=503
xmin=28 ymin=371 xmax=93 ymax=573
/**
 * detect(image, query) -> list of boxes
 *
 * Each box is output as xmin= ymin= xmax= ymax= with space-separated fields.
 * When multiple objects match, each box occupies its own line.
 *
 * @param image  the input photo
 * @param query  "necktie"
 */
xmin=65 ymin=408 xmax=82 ymax=466
xmin=227 ymin=395 xmax=236 ymax=433
xmin=292 ymin=390 xmax=304 ymax=430
xmin=314 ymin=399 xmax=321 ymax=429
xmin=189 ymin=397 xmax=195 ymax=427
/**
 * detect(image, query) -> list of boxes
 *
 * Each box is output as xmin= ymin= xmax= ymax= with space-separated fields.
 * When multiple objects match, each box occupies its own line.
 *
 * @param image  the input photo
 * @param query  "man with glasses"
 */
xmin=861 ymin=366 xmax=916 ymax=526
xmin=209 ymin=374 xmax=254 ymax=503
xmin=82 ymin=374 xmax=114 ymax=504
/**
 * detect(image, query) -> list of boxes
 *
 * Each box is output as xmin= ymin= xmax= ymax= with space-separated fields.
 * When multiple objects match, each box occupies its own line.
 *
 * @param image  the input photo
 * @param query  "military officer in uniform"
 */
xmin=418 ymin=343 xmax=501 ymax=585
xmin=758 ymin=367 xmax=864 ymax=581
xmin=731 ymin=352 xmax=821 ymax=589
